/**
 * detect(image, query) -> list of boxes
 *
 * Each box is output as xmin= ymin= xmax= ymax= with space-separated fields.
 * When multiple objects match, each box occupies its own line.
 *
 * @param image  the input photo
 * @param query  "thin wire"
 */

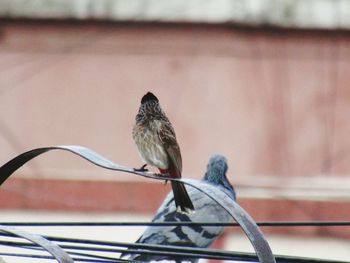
xmin=0 ymin=233 xmax=257 ymax=261
xmin=45 ymin=235 xmax=250 ymax=261
xmin=1 ymin=220 xmax=350 ymax=227
xmin=0 ymin=240 xmax=131 ymax=262
xmin=257 ymin=221 xmax=350 ymax=227
xmin=24 ymin=243 xmax=124 ymax=262
xmin=0 ymin=239 xmax=123 ymax=254
xmin=0 ymin=240 xmax=257 ymax=262
xmin=1 ymin=238 xmax=233 ymax=261
xmin=0 ymin=252 xmax=122 ymax=262
xmin=1 ymin=238 xmax=349 ymax=263
xmin=0 ymin=242 xmax=253 ymax=262
xmin=61 ymin=250 xmax=118 ymax=262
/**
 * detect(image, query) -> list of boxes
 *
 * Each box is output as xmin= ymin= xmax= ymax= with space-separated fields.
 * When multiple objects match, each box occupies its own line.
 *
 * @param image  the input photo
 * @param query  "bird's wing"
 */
xmin=157 ymin=121 xmax=182 ymax=176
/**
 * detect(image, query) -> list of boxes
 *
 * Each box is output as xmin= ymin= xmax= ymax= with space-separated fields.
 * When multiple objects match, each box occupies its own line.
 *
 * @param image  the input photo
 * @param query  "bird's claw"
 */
xmin=134 ymin=164 xmax=149 ymax=172
xmin=154 ymin=173 xmax=170 ymax=185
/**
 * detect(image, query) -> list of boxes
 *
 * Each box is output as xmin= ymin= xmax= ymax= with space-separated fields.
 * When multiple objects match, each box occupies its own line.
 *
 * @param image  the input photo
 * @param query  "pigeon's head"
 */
xmin=204 ymin=154 xmax=236 ymax=200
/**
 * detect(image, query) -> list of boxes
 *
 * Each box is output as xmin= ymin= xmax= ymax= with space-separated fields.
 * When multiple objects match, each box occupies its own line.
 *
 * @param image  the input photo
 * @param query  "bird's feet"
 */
xmin=155 ymin=171 xmax=170 ymax=185
xmin=133 ymin=164 xmax=148 ymax=172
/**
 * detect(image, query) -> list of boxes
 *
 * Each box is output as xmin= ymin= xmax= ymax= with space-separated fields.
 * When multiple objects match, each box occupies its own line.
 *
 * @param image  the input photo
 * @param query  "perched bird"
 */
xmin=132 ymin=92 xmax=194 ymax=213
xmin=121 ymin=154 xmax=236 ymax=262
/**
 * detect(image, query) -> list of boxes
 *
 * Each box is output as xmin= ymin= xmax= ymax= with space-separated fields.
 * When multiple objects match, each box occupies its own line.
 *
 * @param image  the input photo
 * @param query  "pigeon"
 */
xmin=120 ymin=154 xmax=236 ymax=262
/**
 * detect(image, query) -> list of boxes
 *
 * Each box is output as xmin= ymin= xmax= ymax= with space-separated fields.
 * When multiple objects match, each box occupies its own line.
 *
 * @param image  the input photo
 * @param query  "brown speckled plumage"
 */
xmin=132 ymin=92 xmax=194 ymax=213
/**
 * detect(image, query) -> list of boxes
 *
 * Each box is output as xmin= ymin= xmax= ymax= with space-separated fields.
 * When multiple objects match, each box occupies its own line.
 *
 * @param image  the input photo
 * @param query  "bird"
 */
xmin=120 ymin=154 xmax=236 ymax=262
xmin=132 ymin=92 xmax=194 ymax=213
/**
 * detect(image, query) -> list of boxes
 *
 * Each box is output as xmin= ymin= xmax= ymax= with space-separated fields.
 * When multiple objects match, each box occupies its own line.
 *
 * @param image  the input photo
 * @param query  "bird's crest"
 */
xmin=141 ymin=92 xmax=159 ymax=104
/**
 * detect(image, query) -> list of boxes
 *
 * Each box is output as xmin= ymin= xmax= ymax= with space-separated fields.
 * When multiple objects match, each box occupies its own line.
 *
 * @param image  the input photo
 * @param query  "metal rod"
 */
xmin=0 ymin=145 xmax=276 ymax=262
xmin=0 ymin=225 xmax=73 ymax=263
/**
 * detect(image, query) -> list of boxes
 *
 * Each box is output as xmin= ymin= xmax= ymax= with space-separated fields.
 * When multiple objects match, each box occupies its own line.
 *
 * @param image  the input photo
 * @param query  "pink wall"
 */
xmin=0 ymin=22 xmax=349 ymax=185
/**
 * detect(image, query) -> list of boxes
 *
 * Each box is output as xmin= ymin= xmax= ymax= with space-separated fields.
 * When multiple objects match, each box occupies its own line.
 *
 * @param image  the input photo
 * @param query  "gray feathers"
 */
xmin=204 ymin=154 xmax=236 ymax=200
xmin=120 ymin=154 xmax=236 ymax=262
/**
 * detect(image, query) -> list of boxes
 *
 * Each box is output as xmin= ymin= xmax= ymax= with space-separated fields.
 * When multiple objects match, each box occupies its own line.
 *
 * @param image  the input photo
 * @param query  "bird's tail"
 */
xmin=171 ymin=181 xmax=195 ymax=214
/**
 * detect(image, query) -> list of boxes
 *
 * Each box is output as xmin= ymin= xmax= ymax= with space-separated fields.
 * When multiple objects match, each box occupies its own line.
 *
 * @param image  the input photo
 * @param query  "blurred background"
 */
xmin=0 ymin=0 xmax=350 ymax=262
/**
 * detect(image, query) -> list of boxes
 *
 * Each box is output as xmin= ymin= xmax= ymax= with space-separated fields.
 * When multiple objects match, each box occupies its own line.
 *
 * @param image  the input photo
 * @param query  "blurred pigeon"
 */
xmin=120 ymin=154 xmax=236 ymax=262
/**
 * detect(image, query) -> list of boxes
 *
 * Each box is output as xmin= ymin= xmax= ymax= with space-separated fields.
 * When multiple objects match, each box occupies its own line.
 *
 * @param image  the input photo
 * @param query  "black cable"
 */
xmin=1 ymin=220 xmax=350 ymax=227
xmin=0 ymin=239 xmax=122 ymax=253
xmin=1 ymin=219 xmax=350 ymax=262
xmin=0 ymin=233 xmax=257 ymax=261
xmin=0 ymin=242 xmax=255 ymax=262
xmin=58 ymin=250 xmax=122 ymax=262
xmin=0 ymin=240 xmax=131 ymax=262
xmin=258 ymin=221 xmax=350 ymax=227
xmin=0 ymin=244 xmax=252 ymax=262
xmin=0 ymin=252 xmax=123 ymax=262
xmin=45 ymin=235 xmax=251 ymax=261
xmin=0 ymin=237 xmax=349 ymax=263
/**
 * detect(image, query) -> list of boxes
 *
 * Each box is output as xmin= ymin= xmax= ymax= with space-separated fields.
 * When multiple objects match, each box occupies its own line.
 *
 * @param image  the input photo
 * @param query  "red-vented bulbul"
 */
xmin=132 ymin=92 xmax=194 ymax=213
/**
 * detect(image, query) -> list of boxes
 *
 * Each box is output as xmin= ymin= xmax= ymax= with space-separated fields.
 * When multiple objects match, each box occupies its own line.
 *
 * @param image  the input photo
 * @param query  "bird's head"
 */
xmin=141 ymin=92 xmax=159 ymax=104
xmin=135 ymin=92 xmax=162 ymax=121
xmin=204 ymin=154 xmax=236 ymax=200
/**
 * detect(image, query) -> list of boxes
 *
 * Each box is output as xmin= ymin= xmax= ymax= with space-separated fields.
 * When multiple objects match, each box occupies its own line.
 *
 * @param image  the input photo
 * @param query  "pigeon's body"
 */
xmin=121 ymin=155 xmax=236 ymax=262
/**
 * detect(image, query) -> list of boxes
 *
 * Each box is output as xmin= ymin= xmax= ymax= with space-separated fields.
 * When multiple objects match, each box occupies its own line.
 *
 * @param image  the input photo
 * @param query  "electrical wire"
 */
xmin=1 ymin=232 xmax=350 ymax=263
xmin=0 ymin=231 xmax=271 ymax=262
xmin=0 ymin=252 xmax=122 ymax=262
xmin=0 ymin=240 xmax=130 ymax=262
xmin=1 ymin=220 xmax=350 ymax=227
xmin=0 ymin=233 xmax=254 ymax=262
